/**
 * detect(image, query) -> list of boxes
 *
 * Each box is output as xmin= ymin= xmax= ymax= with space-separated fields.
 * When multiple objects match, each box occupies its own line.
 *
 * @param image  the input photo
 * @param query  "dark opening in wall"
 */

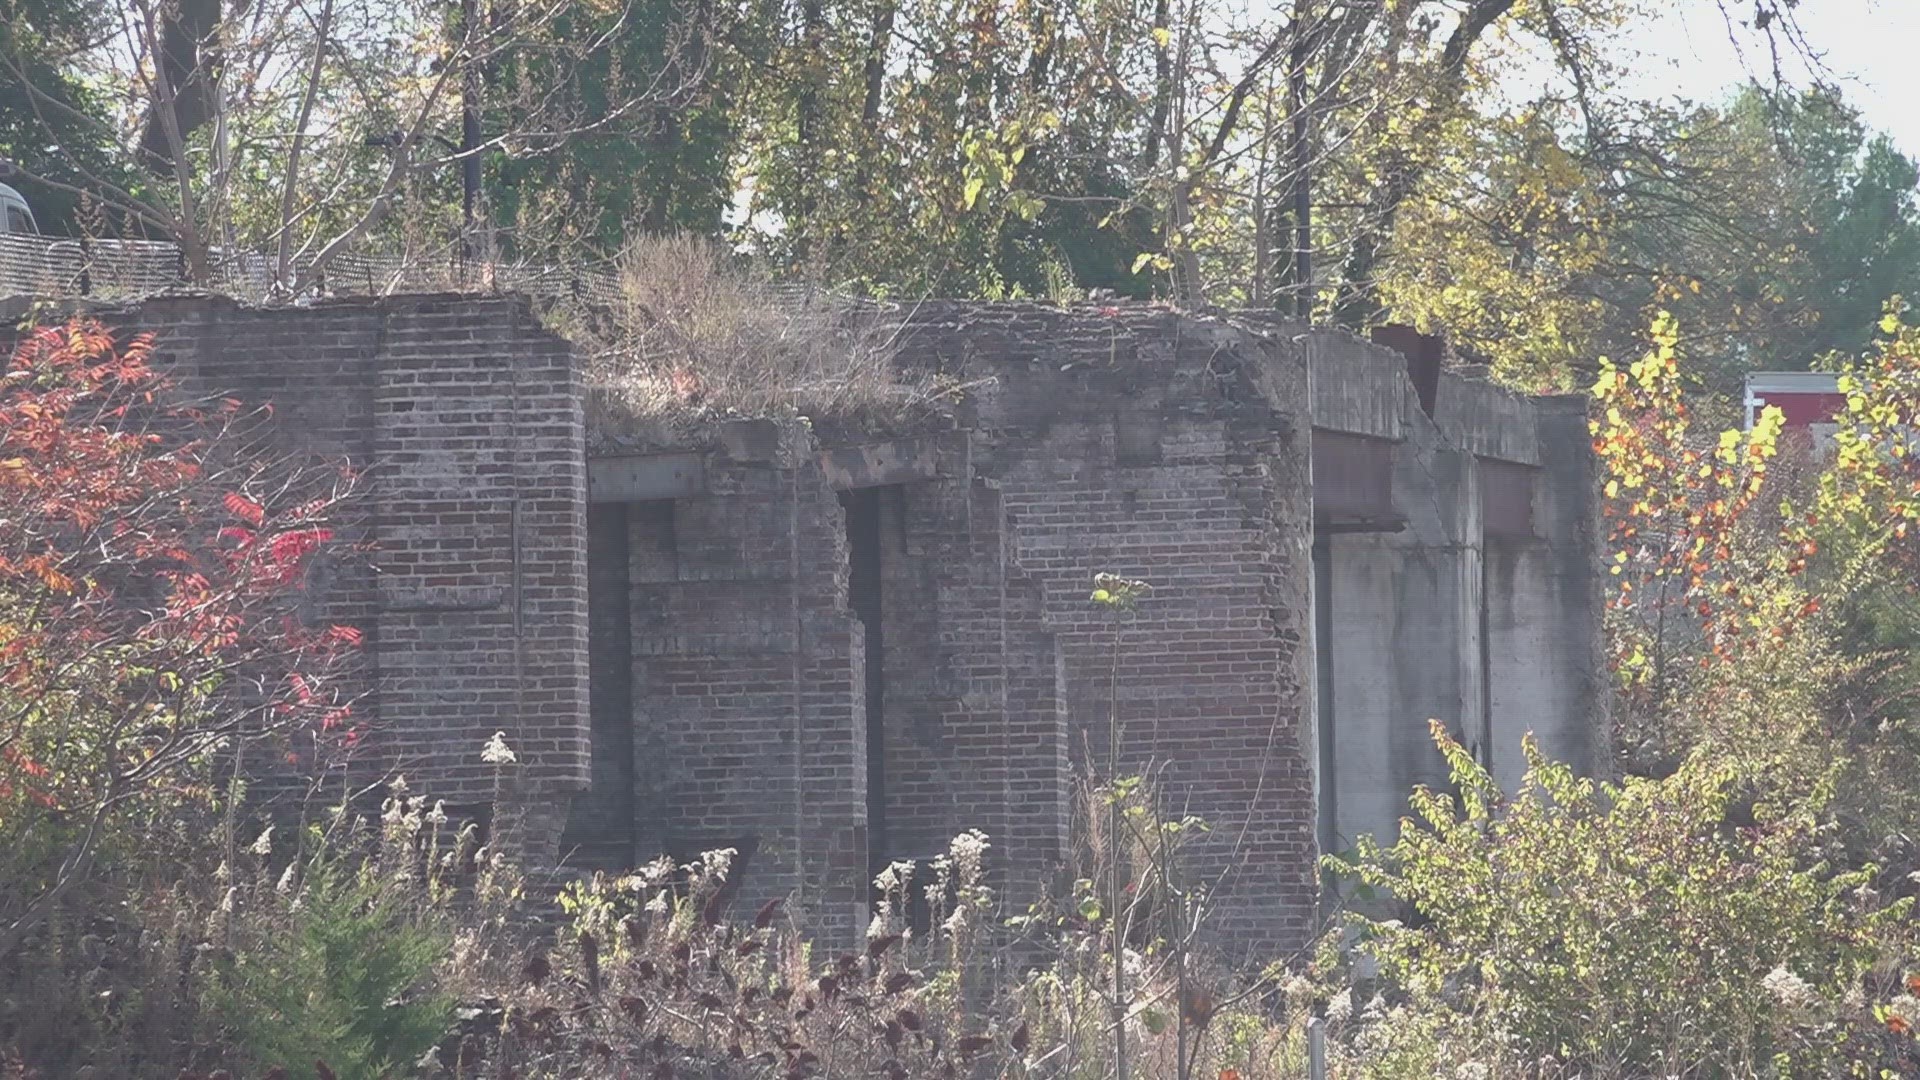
xmin=1311 ymin=531 xmax=1337 ymax=863
xmin=1312 ymin=431 xmax=1398 ymax=529
xmin=841 ymin=487 xmax=887 ymax=884
xmin=561 ymin=502 xmax=636 ymax=869
xmin=1480 ymin=458 xmax=1538 ymax=539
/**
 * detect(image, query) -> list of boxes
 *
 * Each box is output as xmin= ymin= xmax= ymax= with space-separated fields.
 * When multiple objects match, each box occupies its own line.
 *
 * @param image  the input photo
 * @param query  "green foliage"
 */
xmin=1592 ymin=88 xmax=1920 ymax=392
xmin=1744 ymin=91 xmax=1920 ymax=373
xmin=1088 ymin=572 xmax=1151 ymax=610
xmin=489 ymin=0 xmax=746 ymax=254
xmin=1369 ymin=81 xmax=1920 ymax=391
xmin=6 ymin=0 xmax=1903 ymax=402
xmin=1808 ymin=299 xmax=1920 ymax=544
xmin=1493 ymin=305 xmax=1920 ymax=1076
xmin=732 ymin=0 xmax=1158 ymax=298
xmin=1373 ymin=103 xmax=1611 ymax=390
xmin=0 ymin=0 xmax=135 ymax=235
xmin=1328 ymin=722 xmax=1914 ymax=1077
xmin=206 ymin=827 xmax=455 ymax=1080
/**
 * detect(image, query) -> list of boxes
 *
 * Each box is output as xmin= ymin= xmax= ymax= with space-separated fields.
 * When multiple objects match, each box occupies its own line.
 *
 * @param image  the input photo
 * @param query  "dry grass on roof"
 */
xmin=550 ymin=236 xmax=944 ymax=443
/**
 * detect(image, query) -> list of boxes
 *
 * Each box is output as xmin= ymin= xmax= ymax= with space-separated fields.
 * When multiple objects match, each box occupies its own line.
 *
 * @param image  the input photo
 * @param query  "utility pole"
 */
xmin=1288 ymin=2 xmax=1312 ymax=321
xmin=460 ymin=0 xmax=482 ymax=262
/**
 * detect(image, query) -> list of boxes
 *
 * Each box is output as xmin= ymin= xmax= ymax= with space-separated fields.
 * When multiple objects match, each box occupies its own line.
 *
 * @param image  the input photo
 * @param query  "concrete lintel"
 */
xmin=817 ymin=437 xmax=950 ymax=490
xmin=1314 ymin=518 xmax=1408 ymax=535
xmin=1435 ymin=376 xmax=1543 ymax=466
xmin=588 ymin=452 xmax=707 ymax=502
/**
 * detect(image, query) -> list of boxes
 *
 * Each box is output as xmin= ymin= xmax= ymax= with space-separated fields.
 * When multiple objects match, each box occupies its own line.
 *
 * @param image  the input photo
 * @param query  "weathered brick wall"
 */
xmin=8 ymin=294 xmax=592 ymax=858
xmin=15 ymin=290 xmax=1598 ymax=956
xmin=891 ymin=304 xmax=1320 ymax=951
xmin=363 ymin=298 xmax=588 ymax=813
xmin=870 ymin=470 xmax=1069 ymax=902
xmin=613 ymin=422 xmax=869 ymax=944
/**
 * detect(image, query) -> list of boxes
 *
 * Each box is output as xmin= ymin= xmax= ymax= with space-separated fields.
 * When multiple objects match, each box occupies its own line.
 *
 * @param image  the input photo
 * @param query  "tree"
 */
xmin=0 ymin=0 xmax=136 ymax=236
xmin=1582 ymin=89 xmax=1920 ymax=392
xmin=732 ymin=0 xmax=1158 ymax=296
xmin=1591 ymin=301 xmax=1920 ymax=881
xmin=1752 ymin=91 xmax=1920 ymax=371
xmin=0 ymin=0 xmax=713 ymax=290
xmin=1588 ymin=310 xmax=1791 ymax=749
xmin=0 ymin=319 xmax=359 ymax=958
xmin=488 ymin=0 xmax=748 ymax=256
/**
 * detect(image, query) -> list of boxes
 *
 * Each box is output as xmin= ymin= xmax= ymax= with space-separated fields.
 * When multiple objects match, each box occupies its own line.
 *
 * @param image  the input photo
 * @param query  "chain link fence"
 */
xmin=0 ymin=233 xmax=629 ymax=305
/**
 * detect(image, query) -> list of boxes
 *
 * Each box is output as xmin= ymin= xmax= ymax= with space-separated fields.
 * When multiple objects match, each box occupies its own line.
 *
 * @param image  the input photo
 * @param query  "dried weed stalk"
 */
xmin=558 ymin=237 xmax=940 ymax=443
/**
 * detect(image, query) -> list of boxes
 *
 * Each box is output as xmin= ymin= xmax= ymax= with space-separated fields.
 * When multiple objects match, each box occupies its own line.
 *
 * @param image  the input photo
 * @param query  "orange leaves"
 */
xmin=1593 ymin=316 xmax=1802 ymax=686
xmin=268 ymin=527 xmax=333 ymax=569
xmin=1 ymin=317 xmax=368 ymax=806
xmin=22 ymin=555 xmax=74 ymax=595
xmin=223 ymin=492 xmax=266 ymax=526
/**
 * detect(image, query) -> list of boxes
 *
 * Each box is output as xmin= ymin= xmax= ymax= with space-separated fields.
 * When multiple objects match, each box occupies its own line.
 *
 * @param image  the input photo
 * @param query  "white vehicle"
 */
xmin=0 ymin=182 xmax=39 ymax=236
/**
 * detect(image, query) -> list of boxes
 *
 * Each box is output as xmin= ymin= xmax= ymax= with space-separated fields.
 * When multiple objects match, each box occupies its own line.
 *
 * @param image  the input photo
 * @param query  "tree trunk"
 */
xmin=793 ymin=0 xmax=826 ymax=259
xmin=1330 ymin=0 xmax=1517 ymax=328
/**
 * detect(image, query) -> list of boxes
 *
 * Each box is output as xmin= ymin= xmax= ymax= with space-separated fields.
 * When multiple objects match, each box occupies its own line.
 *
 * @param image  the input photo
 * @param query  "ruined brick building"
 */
xmin=6 ymin=292 xmax=1604 ymax=953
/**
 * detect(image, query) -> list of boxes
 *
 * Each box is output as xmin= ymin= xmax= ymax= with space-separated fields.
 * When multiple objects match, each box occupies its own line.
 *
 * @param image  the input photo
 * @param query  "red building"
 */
xmin=1744 ymin=371 xmax=1846 ymax=433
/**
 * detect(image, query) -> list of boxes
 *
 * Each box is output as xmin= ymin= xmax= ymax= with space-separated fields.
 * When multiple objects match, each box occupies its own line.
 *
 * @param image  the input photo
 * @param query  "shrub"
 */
xmin=1326 ymin=722 xmax=1916 ymax=1077
xmin=204 ymin=803 xmax=460 ymax=1080
xmin=0 ymin=319 xmax=360 ymax=961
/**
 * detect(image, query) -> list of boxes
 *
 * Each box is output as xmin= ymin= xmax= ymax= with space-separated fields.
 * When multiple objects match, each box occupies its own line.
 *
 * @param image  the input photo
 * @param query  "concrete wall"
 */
xmin=1482 ymin=397 xmax=1607 ymax=786
xmin=1306 ymin=326 xmax=1606 ymax=856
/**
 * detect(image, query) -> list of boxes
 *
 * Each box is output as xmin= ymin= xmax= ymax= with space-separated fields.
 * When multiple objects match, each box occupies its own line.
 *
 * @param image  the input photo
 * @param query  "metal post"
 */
xmin=1307 ymin=1016 xmax=1326 ymax=1080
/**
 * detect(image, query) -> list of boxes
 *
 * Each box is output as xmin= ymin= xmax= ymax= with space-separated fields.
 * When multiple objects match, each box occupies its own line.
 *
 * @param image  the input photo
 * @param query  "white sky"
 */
xmin=1621 ymin=0 xmax=1920 ymax=155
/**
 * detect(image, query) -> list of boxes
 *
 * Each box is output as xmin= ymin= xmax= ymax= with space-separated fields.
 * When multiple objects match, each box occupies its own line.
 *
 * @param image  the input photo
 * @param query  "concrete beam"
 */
xmin=1304 ymin=329 xmax=1408 ymax=441
xmin=816 ymin=438 xmax=949 ymax=490
xmin=1435 ymin=376 xmax=1542 ymax=466
xmin=587 ymin=452 xmax=706 ymax=502
xmin=1312 ymin=430 xmax=1404 ymax=529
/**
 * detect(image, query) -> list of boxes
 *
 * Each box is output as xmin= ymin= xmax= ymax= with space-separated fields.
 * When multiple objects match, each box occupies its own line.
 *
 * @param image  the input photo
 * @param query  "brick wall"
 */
xmin=891 ymin=304 xmax=1320 ymax=951
xmin=869 ymin=471 xmax=1069 ymax=904
xmin=577 ymin=304 xmax=1324 ymax=952
xmin=11 ymin=290 xmax=1599 ymax=955
xmin=7 ymin=294 xmax=592 ymax=859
